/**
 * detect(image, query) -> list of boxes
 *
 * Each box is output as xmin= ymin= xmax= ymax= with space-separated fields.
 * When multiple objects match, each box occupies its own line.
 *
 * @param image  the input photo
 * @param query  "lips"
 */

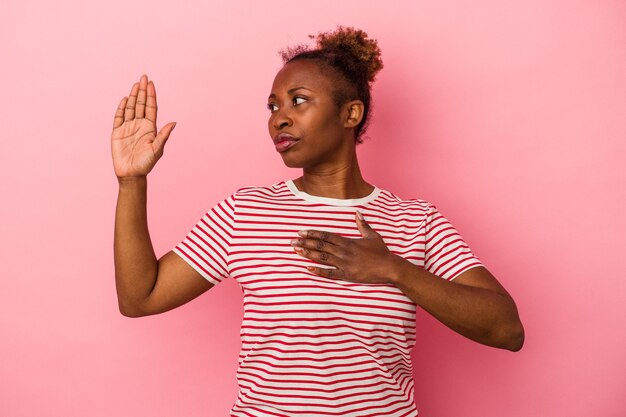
xmin=273 ymin=133 xmax=300 ymax=153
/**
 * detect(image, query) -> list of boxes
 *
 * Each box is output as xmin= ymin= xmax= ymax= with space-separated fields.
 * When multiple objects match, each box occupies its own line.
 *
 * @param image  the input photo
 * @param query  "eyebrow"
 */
xmin=268 ymin=86 xmax=312 ymax=100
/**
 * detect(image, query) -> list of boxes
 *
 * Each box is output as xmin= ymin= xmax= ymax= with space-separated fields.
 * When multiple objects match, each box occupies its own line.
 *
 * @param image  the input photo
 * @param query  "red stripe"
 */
xmin=175 ymin=242 xmax=222 ymax=282
xmin=183 ymin=235 xmax=227 ymax=276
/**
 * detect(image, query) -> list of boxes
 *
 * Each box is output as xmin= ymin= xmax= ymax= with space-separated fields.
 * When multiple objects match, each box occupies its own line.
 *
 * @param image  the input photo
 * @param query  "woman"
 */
xmin=112 ymin=26 xmax=524 ymax=417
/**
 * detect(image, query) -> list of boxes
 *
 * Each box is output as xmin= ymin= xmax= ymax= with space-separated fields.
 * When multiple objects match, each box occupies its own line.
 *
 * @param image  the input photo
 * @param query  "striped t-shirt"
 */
xmin=172 ymin=179 xmax=483 ymax=417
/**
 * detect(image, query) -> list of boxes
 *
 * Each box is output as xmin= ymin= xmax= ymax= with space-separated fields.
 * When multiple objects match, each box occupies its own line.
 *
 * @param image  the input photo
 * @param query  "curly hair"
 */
xmin=279 ymin=26 xmax=384 ymax=144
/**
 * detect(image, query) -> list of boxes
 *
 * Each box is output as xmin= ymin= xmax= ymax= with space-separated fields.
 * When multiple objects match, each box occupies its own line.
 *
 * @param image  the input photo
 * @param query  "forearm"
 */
xmin=114 ymin=176 xmax=158 ymax=315
xmin=388 ymin=256 xmax=523 ymax=351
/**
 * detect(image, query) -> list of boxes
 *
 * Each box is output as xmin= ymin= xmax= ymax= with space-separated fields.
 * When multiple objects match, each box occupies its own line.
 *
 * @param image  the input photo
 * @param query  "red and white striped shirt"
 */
xmin=173 ymin=179 xmax=483 ymax=416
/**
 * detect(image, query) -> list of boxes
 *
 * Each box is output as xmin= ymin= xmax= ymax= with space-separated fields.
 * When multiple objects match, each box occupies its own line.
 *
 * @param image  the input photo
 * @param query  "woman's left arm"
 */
xmin=388 ymin=260 xmax=525 ymax=351
xmin=291 ymin=212 xmax=525 ymax=352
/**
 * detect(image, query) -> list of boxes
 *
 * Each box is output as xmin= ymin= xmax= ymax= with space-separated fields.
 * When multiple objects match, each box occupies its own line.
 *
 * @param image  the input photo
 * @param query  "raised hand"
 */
xmin=111 ymin=74 xmax=176 ymax=179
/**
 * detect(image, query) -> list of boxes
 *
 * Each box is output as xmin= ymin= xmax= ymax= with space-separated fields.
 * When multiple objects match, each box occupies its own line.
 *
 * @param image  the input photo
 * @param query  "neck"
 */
xmin=293 ymin=150 xmax=374 ymax=199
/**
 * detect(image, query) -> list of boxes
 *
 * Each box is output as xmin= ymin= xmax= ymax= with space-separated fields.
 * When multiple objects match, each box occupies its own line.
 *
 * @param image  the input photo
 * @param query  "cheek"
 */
xmin=304 ymin=108 xmax=336 ymax=132
xmin=314 ymin=112 xmax=343 ymax=136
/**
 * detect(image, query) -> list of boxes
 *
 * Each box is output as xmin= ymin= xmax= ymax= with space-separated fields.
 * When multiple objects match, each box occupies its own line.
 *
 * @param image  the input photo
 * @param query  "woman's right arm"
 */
xmin=112 ymin=75 xmax=213 ymax=318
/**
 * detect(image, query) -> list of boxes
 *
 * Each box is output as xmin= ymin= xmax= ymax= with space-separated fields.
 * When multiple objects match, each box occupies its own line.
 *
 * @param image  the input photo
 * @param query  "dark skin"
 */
xmin=268 ymin=60 xmax=525 ymax=351
xmin=268 ymin=59 xmax=374 ymax=199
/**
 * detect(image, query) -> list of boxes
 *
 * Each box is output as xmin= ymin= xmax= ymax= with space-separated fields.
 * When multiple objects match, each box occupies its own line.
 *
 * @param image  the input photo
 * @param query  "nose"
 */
xmin=275 ymin=120 xmax=290 ymax=130
xmin=271 ymin=108 xmax=292 ymax=130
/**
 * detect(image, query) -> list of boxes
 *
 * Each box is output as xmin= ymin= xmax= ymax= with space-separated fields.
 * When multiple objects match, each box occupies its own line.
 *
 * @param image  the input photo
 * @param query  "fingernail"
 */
xmin=290 ymin=239 xmax=299 ymax=246
xmin=356 ymin=210 xmax=364 ymax=220
xmin=297 ymin=230 xmax=307 ymax=237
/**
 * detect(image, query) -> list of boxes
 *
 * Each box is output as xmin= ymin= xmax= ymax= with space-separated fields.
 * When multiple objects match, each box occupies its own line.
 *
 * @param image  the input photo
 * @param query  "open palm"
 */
xmin=111 ymin=75 xmax=176 ymax=178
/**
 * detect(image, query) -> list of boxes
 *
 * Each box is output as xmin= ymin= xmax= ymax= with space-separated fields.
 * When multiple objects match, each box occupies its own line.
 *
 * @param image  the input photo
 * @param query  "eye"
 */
xmin=293 ymin=97 xmax=307 ymax=106
xmin=267 ymin=103 xmax=278 ymax=112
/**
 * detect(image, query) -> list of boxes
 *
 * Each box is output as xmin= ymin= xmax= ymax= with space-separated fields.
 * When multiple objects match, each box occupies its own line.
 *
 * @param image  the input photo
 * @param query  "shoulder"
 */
xmin=374 ymin=187 xmax=435 ymax=215
xmin=230 ymin=180 xmax=293 ymax=201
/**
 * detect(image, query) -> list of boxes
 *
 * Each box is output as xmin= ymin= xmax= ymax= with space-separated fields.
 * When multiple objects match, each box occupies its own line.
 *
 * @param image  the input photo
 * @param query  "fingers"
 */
xmin=297 ymin=229 xmax=345 ymax=246
xmin=146 ymin=80 xmax=157 ymax=123
xmin=306 ymin=266 xmax=344 ymax=280
xmin=293 ymin=244 xmax=340 ymax=267
xmin=153 ymin=122 xmax=177 ymax=155
xmin=135 ymin=75 xmax=148 ymax=119
xmin=113 ymin=97 xmax=128 ymax=128
xmin=124 ymin=82 xmax=139 ymax=121
xmin=291 ymin=234 xmax=343 ymax=257
xmin=119 ymin=75 xmax=155 ymax=124
xmin=356 ymin=211 xmax=377 ymax=238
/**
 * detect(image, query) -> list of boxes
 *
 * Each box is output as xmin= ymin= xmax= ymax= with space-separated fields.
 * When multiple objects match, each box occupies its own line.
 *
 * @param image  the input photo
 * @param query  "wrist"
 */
xmin=117 ymin=175 xmax=147 ymax=188
xmin=386 ymin=253 xmax=409 ymax=285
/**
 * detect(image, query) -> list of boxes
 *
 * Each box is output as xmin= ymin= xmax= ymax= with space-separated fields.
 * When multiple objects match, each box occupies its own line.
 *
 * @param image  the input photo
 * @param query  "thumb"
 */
xmin=154 ymin=122 xmax=176 ymax=153
xmin=356 ymin=210 xmax=376 ymax=238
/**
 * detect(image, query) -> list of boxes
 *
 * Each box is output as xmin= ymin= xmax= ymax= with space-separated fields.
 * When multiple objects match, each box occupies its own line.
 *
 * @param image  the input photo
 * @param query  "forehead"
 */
xmin=270 ymin=60 xmax=333 ymax=95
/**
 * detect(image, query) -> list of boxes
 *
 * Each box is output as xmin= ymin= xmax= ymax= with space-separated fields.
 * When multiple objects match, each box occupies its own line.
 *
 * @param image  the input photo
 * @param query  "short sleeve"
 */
xmin=172 ymin=193 xmax=236 ymax=286
xmin=423 ymin=204 xmax=484 ymax=281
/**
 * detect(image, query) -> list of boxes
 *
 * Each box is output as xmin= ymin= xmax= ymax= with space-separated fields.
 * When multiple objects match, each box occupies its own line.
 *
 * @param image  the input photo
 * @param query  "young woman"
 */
xmin=112 ymin=26 xmax=524 ymax=417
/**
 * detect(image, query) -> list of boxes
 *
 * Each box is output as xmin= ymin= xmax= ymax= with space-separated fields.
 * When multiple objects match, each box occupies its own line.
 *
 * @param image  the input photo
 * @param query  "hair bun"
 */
xmin=277 ymin=26 xmax=384 ymax=143
xmin=312 ymin=26 xmax=383 ymax=84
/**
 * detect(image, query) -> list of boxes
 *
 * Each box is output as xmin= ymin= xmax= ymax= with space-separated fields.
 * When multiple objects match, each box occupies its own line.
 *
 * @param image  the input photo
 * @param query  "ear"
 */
xmin=342 ymin=100 xmax=365 ymax=129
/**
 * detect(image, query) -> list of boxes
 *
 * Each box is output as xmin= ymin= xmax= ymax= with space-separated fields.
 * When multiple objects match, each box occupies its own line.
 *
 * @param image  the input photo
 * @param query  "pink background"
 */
xmin=1 ymin=1 xmax=624 ymax=416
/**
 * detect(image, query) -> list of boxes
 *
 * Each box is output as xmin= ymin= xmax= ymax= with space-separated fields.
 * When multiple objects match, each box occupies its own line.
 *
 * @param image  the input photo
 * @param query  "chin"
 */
xmin=280 ymin=156 xmax=305 ymax=169
xmin=278 ymin=150 xmax=306 ymax=168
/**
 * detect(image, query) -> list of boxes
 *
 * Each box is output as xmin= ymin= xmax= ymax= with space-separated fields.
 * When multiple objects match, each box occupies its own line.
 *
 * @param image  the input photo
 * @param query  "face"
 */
xmin=267 ymin=60 xmax=356 ymax=169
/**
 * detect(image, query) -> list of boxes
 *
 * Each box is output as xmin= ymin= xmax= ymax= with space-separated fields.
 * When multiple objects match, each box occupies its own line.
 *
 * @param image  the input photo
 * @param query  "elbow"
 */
xmin=495 ymin=297 xmax=525 ymax=352
xmin=118 ymin=300 xmax=147 ymax=318
xmin=119 ymin=308 xmax=143 ymax=318
xmin=501 ymin=321 xmax=525 ymax=352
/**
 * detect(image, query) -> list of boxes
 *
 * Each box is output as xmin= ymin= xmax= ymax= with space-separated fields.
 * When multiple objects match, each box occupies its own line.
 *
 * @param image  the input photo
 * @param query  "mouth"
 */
xmin=274 ymin=133 xmax=300 ymax=153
